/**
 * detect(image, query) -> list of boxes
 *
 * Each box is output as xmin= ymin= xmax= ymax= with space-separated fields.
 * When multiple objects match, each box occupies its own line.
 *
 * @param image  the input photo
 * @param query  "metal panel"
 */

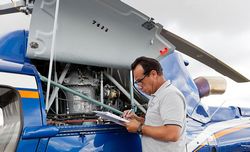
xmin=27 ymin=0 xmax=175 ymax=68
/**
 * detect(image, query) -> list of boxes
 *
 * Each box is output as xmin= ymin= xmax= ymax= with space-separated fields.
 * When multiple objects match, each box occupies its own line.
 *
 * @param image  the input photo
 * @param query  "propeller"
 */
xmin=161 ymin=29 xmax=249 ymax=82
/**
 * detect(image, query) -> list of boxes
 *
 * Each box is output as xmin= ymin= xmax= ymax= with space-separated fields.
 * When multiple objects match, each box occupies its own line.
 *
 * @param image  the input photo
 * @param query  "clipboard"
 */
xmin=94 ymin=111 xmax=129 ymax=126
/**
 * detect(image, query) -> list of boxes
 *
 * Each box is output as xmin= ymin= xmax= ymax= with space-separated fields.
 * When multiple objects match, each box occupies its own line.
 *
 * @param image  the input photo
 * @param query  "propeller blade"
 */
xmin=161 ymin=29 xmax=249 ymax=82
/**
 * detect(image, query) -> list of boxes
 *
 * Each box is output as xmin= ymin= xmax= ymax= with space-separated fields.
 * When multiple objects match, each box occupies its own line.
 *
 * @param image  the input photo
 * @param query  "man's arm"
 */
xmin=125 ymin=119 xmax=181 ymax=142
xmin=141 ymin=124 xmax=181 ymax=142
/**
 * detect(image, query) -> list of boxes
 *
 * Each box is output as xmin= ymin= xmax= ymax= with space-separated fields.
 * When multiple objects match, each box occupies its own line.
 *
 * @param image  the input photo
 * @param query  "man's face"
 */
xmin=133 ymin=64 xmax=154 ymax=95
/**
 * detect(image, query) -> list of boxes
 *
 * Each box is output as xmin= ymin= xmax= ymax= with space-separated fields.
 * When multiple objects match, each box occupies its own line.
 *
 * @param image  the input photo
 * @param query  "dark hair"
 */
xmin=131 ymin=56 xmax=163 ymax=75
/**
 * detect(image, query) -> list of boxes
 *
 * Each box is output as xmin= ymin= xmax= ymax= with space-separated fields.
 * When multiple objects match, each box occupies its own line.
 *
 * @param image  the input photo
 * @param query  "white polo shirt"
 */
xmin=142 ymin=81 xmax=186 ymax=152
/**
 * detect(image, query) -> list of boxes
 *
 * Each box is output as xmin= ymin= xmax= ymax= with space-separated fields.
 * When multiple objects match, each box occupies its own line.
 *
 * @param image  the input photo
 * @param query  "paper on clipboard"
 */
xmin=94 ymin=111 xmax=129 ymax=126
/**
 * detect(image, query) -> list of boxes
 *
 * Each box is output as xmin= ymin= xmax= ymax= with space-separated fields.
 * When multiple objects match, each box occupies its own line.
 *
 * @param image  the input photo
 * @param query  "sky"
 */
xmin=0 ymin=0 xmax=250 ymax=110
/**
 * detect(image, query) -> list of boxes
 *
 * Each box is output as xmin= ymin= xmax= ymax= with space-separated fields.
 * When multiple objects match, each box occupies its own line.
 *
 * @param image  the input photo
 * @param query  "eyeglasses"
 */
xmin=134 ymin=72 xmax=149 ymax=85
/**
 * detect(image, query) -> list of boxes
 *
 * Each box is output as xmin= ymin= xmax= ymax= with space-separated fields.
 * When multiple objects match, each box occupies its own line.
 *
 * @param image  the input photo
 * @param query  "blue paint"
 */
xmin=160 ymin=52 xmax=210 ymax=120
xmin=194 ymin=124 xmax=250 ymax=152
xmin=47 ymin=131 xmax=141 ymax=152
xmin=0 ymin=30 xmax=29 ymax=63
xmin=16 ymin=139 xmax=40 ymax=152
xmin=23 ymin=126 xmax=59 ymax=139
xmin=208 ymin=106 xmax=241 ymax=122
xmin=216 ymin=126 xmax=250 ymax=151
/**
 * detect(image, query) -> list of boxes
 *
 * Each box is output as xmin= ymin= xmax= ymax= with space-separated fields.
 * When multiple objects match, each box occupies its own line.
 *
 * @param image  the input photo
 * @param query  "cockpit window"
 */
xmin=0 ymin=86 xmax=22 ymax=152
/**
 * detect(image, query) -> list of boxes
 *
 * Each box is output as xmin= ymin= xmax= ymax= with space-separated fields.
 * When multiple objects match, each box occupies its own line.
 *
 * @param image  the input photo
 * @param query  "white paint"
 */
xmin=187 ymin=117 xmax=250 ymax=151
xmin=0 ymin=72 xmax=37 ymax=89
xmin=0 ymin=59 xmax=23 ymax=70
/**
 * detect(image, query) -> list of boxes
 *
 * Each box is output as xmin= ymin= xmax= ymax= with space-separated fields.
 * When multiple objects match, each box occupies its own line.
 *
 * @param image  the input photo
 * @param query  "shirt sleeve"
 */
xmin=159 ymin=89 xmax=185 ymax=127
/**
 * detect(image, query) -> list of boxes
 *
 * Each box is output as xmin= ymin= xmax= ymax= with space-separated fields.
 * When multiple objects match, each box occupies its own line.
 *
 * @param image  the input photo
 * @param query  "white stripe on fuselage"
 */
xmin=0 ymin=72 xmax=37 ymax=89
xmin=187 ymin=117 xmax=250 ymax=151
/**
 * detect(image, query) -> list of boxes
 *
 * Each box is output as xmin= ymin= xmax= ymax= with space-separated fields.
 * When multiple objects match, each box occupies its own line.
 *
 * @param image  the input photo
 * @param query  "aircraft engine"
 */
xmin=33 ymin=61 xmax=132 ymax=124
xmin=103 ymin=84 xmax=121 ymax=107
xmin=63 ymin=68 xmax=99 ymax=114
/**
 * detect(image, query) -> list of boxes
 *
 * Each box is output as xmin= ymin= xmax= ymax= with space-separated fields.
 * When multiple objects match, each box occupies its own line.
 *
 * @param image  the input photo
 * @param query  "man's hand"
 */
xmin=125 ymin=119 xmax=141 ymax=133
xmin=122 ymin=109 xmax=137 ymax=120
xmin=122 ymin=110 xmax=145 ymax=124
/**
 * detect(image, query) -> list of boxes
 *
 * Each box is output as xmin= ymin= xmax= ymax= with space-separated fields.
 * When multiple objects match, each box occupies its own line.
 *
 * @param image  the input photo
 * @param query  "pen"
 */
xmin=125 ymin=109 xmax=133 ymax=118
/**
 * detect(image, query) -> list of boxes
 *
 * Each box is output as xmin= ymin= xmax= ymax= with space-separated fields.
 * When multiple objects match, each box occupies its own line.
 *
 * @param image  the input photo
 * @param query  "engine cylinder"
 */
xmin=64 ymin=69 xmax=99 ymax=114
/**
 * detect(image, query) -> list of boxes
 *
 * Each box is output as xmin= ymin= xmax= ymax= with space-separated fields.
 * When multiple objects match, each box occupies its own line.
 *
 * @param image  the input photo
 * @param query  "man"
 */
xmin=123 ymin=56 xmax=186 ymax=152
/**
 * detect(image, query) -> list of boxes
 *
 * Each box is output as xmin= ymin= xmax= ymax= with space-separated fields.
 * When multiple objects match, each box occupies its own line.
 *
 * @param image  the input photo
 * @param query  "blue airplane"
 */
xmin=0 ymin=0 xmax=250 ymax=152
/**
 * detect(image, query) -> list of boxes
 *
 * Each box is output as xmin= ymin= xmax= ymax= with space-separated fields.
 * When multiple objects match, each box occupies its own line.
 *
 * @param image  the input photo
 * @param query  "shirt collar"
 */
xmin=152 ymin=80 xmax=171 ymax=97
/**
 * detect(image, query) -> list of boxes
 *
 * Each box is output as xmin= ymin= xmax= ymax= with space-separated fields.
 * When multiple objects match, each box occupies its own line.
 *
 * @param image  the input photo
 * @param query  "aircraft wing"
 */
xmin=161 ymin=29 xmax=249 ymax=82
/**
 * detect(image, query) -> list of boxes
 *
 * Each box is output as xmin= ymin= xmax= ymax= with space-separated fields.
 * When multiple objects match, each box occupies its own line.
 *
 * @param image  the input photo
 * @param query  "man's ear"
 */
xmin=151 ymin=70 xmax=158 ymax=77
